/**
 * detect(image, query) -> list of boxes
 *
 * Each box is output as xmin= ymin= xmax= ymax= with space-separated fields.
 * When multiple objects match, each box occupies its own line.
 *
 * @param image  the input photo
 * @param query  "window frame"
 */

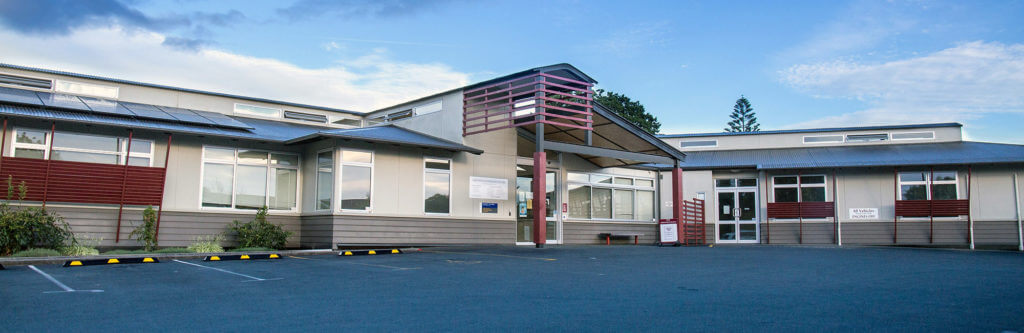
xmin=423 ymin=156 xmax=452 ymax=216
xmin=314 ymin=148 xmax=335 ymax=212
xmin=897 ymin=171 xmax=959 ymax=200
xmin=11 ymin=127 xmax=50 ymax=159
xmin=771 ymin=174 xmax=827 ymax=203
xmin=890 ymin=131 xmax=935 ymax=141
xmin=233 ymin=103 xmax=282 ymax=119
xmin=199 ymin=146 xmax=300 ymax=212
xmin=54 ymin=79 xmax=119 ymax=99
xmin=802 ymin=135 xmax=844 ymax=144
xmin=11 ymin=128 xmax=153 ymax=166
xmin=337 ymin=149 xmax=374 ymax=213
xmin=565 ymin=171 xmax=657 ymax=223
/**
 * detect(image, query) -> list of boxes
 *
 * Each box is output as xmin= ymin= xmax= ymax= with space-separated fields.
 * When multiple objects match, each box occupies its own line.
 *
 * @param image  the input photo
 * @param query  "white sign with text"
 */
xmin=849 ymin=208 xmax=879 ymax=220
xmin=469 ymin=177 xmax=508 ymax=200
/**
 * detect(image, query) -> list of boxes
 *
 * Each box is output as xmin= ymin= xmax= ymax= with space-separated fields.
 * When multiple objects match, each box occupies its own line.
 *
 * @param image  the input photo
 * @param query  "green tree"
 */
xmin=725 ymin=95 xmax=760 ymax=132
xmin=593 ymin=89 xmax=661 ymax=134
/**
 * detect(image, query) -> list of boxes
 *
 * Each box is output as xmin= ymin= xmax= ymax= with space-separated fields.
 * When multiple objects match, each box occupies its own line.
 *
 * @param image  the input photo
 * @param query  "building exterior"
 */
xmin=0 ymin=62 xmax=1021 ymax=250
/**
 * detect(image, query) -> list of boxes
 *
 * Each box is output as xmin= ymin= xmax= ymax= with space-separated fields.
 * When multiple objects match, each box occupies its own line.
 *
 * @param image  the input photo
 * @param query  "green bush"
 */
xmin=129 ymin=206 xmax=158 ymax=251
xmin=228 ymin=207 xmax=291 ymax=250
xmin=12 ymin=248 xmax=61 ymax=257
xmin=0 ymin=177 xmax=75 ymax=255
xmin=187 ymin=235 xmax=224 ymax=253
xmin=103 ymin=249 xmax=150 ymax=255
xmin=62 ymin=234 xmax=101 ymax=256
xmin=152 ymin=247 xmax=191 ymax=254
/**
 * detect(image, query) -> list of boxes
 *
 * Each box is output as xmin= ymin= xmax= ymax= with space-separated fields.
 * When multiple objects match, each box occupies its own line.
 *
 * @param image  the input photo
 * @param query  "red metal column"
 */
xmin=764 ymin=172 xmax=770 ymax=244
xmin=797 ymin=171 xmax=803 ymax=244
xmin=0 ymin=119 xmax=7 ymax=177
xmin=672 ymin=166 xmax=684 ymax=242
xmin=967 ymin=166 xmax=973 ymax=249
xmin=929 ymin=167 xmax=934 ymax=244
xmin=154 ymin=134 xmax=172 ymax=242
xmin=893 ymin=168 xmax=898 ymax=244
xmin=532 ymin=151 xmax=546 ymax=247
xmin=115 ymin=130 xmax=133 ymax=243
xmin=41 ymin=122 xmax=55 ymax=208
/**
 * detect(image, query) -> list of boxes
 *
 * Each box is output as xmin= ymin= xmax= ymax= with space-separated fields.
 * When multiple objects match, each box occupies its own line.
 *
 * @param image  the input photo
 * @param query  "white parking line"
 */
xmin=173 ymin=259 xmax=281 ymax=282
xmin=28 ymin=265 xmax=103 ymax=293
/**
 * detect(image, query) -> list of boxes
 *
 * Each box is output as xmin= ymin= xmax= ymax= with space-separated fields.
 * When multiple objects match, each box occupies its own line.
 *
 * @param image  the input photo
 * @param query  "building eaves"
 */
xmin=657 ymin=123 xmax=963 ymax=139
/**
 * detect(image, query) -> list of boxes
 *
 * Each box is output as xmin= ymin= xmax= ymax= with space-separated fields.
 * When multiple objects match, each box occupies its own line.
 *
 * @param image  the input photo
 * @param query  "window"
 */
xmin=330 ymin=116 xmax=362 ymax=127
xmin=899 ymin=171 xmax=958 ymax=200
xmin=11 ymin=129 xmax=152 ymax=166
xmin=846 ymin=134 xmax=888 ymax=142
xmin=201 ymin=147 xmax=298 ymax=211
xmin=424 ymin=157 xmax=451 ymax=214
xmin=891 ymin=132 xmax=934 ymax=140
xmin=234 ymin=103 xmax=282 ymax=118
xmin=413 ymin=100 xmax=442 ymax=116
xmin=567 ymin=172 xmax=656 ymax=222
xmin=315 ymin=150 xmax=333 ymax=210
xmin=803 ymin=135 xmax=844 ymax=144
xmin=772 ymin=175 xmax=825 ymax=203
xmin=340 ymin=150 xmax=372 ymax=211
xmin=680 ymin=140 xmax=717 ymax=148
xmin=0 ymin=73 xmax=52 ymax=90
xmin=55 ymin=80 xmax=118 ymax=99
xmin=283 ymin=111 xmax=328 ymax=123
xmin=716 ymin=178 xmax=757 ymax=188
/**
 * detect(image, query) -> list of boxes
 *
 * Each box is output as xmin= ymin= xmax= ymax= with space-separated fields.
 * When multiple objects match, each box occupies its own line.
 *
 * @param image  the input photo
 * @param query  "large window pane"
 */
xmin=52 ymin=132 xmax=118 ymax=152
xmin=637 ymin=190 xmax=655 ymax=221
xmin=235 ymin=165 xmax=267 ymax=209
xmin=773 ymin=176 xmax=797 ymax=185
xmin=899 ymin=172 xmax=926 ymax=182
xmin=269 ymin=168 xmax=297 ymax=210
xmin=901 ymin=185 xmax=928 ymax=200
xmin=592 ymin=188 xmax=612 ymax=219
xmin=716 ymin=179 xmax=736 ymax=187
xmin=51 ymin=150 xmax=118 ymax=164
xmin=204 ymin=147 xmax=234 ymax=160
xmin=14 ymin=148 xmax=44 ymax=159
xmin=932 ymin=184 xmax=957 ymax=200
xmin=341 ymin=165 xmax=372 ymax=210
xmin=933 ymin=171 xmax=956 ymax=181
xmin=237 ymin=150 xmax=268 ymax=164
xmin=127 ymin=157 xmax=150 ymax=167
xmin=801 ymin=187 xmax=826 ymax=202
xmin=568 ymin=184 xmax=591 ymax=219
xmin=16 ymin=130 xmax=46 ymax=144
xmin=614 ymin=189 xmax=634 ymax=220
xmin=424 ymin=172 xmax=450 ymax=214
xmin=127 ymin=139 xmax=152 ymax=154
xmin=635 ymin=179 xmax=654 ymax=187
xmin=774 ymin=188 xmax=798 ymax=202
xmin=425 ymin=159 xmax=450 ymax=171
xmin=343 ymin=151 xmax=372 ymax=164
xmin=202 ymin=163 xmax=233 ymax=207
xmin=614 ymin=177 xmax=633 ymax=185
xmin=567 ymin=173 xmax=588 ymax=183
xmin=316 ymin=151 xmax=333 ymax=210
xmin=271 ymin=154 xmax=298 ymax=166
xmin=800 ymin=175 xmax=825 ymax=184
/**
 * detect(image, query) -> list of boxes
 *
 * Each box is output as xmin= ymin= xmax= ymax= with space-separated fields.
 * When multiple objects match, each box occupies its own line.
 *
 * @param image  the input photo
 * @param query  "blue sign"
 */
xmin=482 ymin=202 xmax=498 ymax=214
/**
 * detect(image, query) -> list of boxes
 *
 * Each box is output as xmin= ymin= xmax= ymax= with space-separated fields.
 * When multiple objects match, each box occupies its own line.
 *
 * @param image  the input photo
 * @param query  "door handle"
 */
xmin=734 ymin=207 xmax=740 ymax=216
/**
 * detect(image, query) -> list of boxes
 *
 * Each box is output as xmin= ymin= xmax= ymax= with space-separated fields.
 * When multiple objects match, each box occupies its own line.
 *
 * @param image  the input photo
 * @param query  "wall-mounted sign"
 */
xmin=470 ymin=177 xmax=508 ymax=200
xmin=849 ymin=208 xmax=878 ymax=220
xmin=660 ymin=222 xmax=678 ymax=244
xmin=518 ymin=203 xmax=528 ymax=217
xmin=481 ymin=202 xmax=498 ymax=214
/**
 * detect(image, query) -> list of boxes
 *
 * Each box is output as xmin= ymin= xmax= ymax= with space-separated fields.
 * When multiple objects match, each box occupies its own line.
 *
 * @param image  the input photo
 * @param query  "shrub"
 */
xmin=62 ymin=235 xmax=101 ymax=256
xmin=12 ymin=248 xmax=62 ymax=257
xmin=0 ymin=177 xmax=75 ymax=255
xmin=228 ymin=207 xmax=291 ymax=250
xmin=129 ymin=206 xmax=158 ymax=251
xmin=187 ymin=235 xmax=224 ymax=253
xmin=229 ymin=247 xmax=276 ymax=252
xmin=103 ymin=249 xmax=150 ymax=255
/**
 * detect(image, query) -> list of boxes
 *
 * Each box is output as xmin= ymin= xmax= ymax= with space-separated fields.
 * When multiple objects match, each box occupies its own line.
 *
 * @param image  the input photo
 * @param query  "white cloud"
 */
xmin=780 ymin=41 xmax=1024 ymax=128
xmin=0 ymin=27 xmax=470 ymax=111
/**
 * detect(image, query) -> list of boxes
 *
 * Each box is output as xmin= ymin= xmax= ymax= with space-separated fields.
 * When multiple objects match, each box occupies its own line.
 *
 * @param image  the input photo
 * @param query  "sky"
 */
xmin=0 ymin=0 xmax=1022 ymax=142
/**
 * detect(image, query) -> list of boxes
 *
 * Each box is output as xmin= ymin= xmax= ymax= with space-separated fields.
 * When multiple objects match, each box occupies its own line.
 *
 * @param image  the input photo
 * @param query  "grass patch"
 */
xmin=152 ymin=248 xmax=191 ymax=254
xmin=230 ymin=247 xmax=276 ymax=252
xmin=12 ymin=248 xmax=62 ymax=257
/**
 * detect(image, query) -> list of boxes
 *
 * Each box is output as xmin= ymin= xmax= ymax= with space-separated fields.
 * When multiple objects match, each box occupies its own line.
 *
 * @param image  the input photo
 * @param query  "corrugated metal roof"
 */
xmin=675 ymin=141 xmax=1024 ymax=170
xmin=288 ymin=124 xmax=483 ymax=154
xmin=0 ymin=103 xmax=482 ymax=154
xmin=0 ymin=63 xmax=361 ymax=115
xmin=658 ymin=123 xmax=963 ymax=138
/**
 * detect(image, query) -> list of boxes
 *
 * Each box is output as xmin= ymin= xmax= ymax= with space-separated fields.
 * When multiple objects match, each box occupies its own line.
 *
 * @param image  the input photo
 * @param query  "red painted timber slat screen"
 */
xmin=767 ymin=202 xmax=836 ymax=219
xmin=660 ymin=198 xmax=706 ymax=246
xmin=463 ymin=72 xmax=593 ymax=136
xmin=895 ymin=199 xmax=968 ymax=217
xmin=0 ymin=156 xmax=164 ymax=206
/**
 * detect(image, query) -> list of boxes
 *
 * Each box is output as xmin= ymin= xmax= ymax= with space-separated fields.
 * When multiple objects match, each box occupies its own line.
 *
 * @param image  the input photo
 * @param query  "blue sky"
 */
xmin=0 ymin=0 xmax=1022 ymax=142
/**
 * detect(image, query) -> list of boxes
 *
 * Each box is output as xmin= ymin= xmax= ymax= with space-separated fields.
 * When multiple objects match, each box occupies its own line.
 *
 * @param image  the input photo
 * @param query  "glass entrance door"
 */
xmin=516 ymin=165 xmax=558 ymax=244
xmin=715 ymin=178 xmax=759 ymax=243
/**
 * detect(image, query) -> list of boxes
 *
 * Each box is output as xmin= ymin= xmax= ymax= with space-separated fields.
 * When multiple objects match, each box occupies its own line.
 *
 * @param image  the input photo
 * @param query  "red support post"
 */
xmin=894 ymin=168 xmax=898 ymax=244
xmin=672 ymin=167 xmax=684 ymax=243
xmin=929 ymin=167 xmax=934 ymax=244
xmin=115 ymin=130 xmax=133 ymax=243
xmin=532 ymin=151 xmax=546 ymax=247
xmin=154 ymin=134 xmax=171 ymax=242
xmin=41 ymin=122 xmax=55 ymax=208
xmin=765 ymin=172 xmax=770 ymax=244
xmin=797 ymin=171 xmax=803 ymax=244
xmin=0 ymin=118 xmax=7 ymax=176
xmin=967 ymin=166 xmax=973 ymax=248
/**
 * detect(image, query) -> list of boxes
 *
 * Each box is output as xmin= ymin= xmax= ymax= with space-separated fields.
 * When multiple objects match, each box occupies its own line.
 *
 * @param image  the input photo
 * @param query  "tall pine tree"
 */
xmin=725 ymin=95 xmax=760 ymax=132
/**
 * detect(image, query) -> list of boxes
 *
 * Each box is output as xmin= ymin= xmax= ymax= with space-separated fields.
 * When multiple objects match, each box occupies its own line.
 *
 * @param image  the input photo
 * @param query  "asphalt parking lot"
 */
xmin=2 ymin=245 xmax=1023 ymax=332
